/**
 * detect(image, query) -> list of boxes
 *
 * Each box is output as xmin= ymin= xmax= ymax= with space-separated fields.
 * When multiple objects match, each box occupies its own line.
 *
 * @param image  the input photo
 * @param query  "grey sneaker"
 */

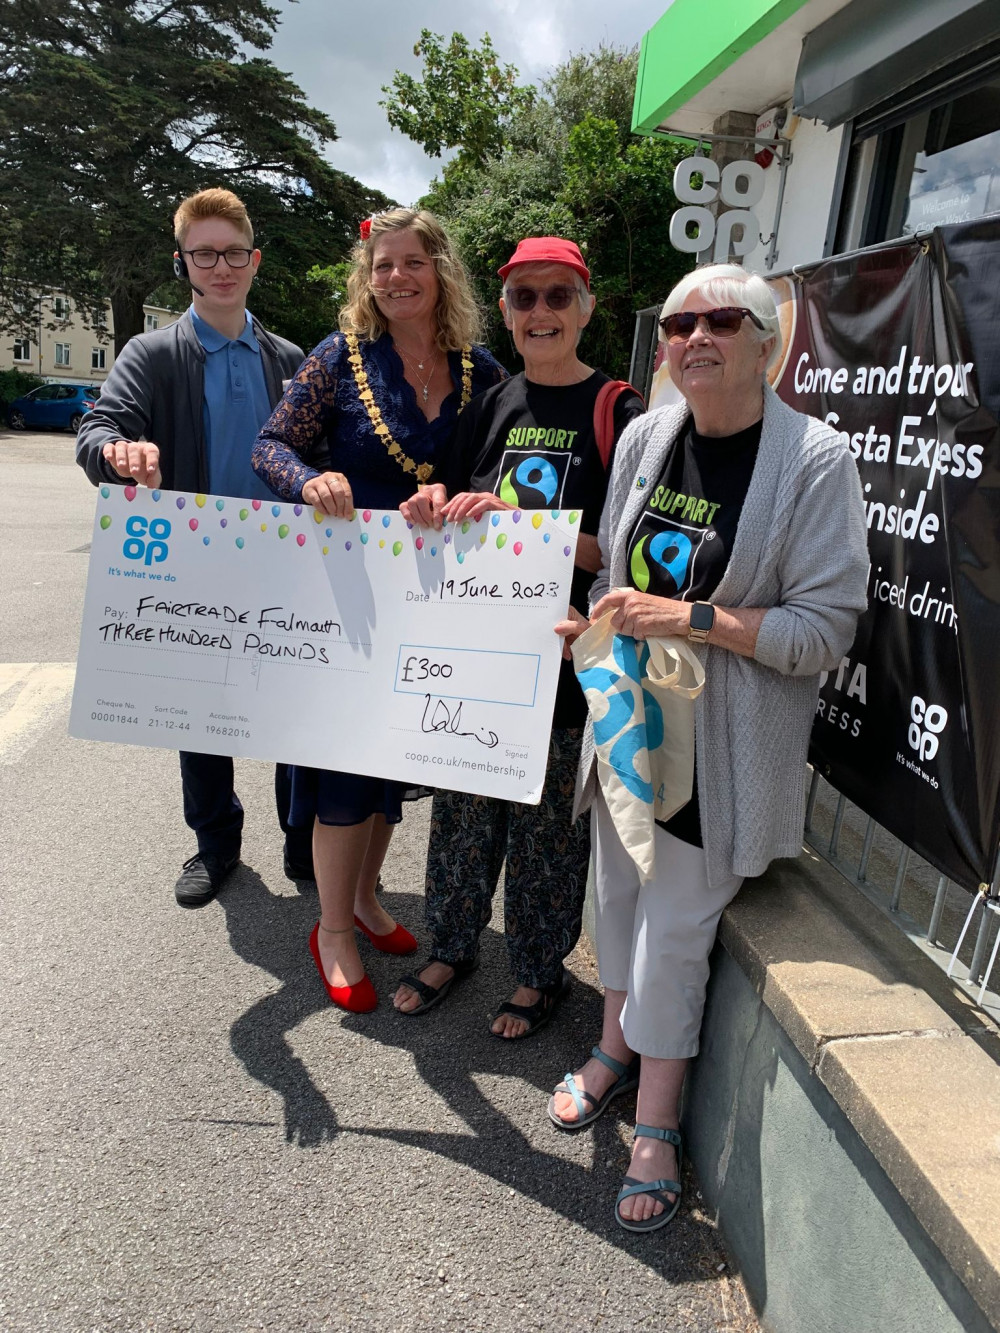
xmin=174 ymin=852 xmax=239 ymax=908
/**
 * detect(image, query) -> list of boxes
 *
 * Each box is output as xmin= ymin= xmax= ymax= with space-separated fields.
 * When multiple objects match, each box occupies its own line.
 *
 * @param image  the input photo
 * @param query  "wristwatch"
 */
xmin=687 ymin=601 xmax=715 ymax=644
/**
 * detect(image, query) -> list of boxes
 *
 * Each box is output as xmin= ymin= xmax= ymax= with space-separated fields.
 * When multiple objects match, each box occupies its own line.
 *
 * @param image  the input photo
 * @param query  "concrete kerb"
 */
xmin=712 ymin=852 xmax=1000 ymax=1329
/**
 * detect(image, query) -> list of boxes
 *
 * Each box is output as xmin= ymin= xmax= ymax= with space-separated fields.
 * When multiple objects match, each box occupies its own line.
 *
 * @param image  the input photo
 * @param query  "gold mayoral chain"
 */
xmin=345 ymin=332 xmax=474 ymax=485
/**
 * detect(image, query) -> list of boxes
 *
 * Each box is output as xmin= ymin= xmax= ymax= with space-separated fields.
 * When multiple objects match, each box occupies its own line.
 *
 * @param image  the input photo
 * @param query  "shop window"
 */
xmin=836 ymin=71 xmax=1000 ymax=250
xmin=902 ymin=93 xmax=1000 ymax=232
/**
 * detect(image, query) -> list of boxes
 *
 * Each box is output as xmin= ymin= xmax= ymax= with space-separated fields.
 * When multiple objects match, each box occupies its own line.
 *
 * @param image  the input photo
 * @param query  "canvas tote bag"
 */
xmin=572 ymin=612 xmax=705 ymax=880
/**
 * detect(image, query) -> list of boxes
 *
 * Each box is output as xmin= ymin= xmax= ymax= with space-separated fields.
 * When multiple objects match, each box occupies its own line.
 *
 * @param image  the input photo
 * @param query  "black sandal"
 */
xmin=490 ymin=967 xmax=571 ymax=1039
xmin=396 ymin=956 xmax=476 ymax=1016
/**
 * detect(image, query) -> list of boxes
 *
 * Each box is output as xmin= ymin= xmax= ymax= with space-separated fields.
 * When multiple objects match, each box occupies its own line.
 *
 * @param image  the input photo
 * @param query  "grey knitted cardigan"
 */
xmin=574 ymin=383 xmax=870 ymax=888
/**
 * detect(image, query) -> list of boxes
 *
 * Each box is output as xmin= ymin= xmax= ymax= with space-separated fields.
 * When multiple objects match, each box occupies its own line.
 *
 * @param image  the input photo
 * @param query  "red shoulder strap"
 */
xmin=593 ymin=380 xmax=644 ymax=469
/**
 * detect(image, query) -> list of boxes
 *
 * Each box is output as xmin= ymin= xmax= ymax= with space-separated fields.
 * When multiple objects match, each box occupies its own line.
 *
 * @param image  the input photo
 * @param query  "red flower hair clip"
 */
xmin=359 ymin=218 xmax=372 ymax=241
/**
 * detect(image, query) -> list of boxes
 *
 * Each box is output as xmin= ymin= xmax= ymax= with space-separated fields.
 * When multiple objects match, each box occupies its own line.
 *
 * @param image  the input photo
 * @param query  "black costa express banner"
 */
xmin=766 ymin=219 xmax=1000 ymax=891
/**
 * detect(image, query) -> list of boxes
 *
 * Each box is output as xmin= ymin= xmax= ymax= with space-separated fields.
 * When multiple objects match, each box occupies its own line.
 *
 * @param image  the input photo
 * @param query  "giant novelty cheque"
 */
xmin=69 ymin=487 xmax=581 ymax=804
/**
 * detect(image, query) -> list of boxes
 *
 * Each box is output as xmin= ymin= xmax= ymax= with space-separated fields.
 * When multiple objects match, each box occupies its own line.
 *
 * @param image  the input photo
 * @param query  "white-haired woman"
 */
xmin=549 ymin=263 xmax=869 ymax=1231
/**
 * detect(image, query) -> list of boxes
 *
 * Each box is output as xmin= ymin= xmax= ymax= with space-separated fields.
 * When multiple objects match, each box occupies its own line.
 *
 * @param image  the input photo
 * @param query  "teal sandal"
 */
xmin=547 ymin=1045 xmax=640 ymax=1130
xmin=615 ymin=1125 xmax=683 ymax=1233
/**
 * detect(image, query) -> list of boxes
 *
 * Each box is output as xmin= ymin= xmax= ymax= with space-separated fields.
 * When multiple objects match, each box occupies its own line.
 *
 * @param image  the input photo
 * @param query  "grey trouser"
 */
xmin=592 ymin=792 xmax=743 ymax=1059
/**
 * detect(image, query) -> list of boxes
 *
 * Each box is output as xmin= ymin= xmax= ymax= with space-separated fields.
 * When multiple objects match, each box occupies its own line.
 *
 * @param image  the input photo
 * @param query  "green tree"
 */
xmin=0 ymin=366 xmax=43 ymax=413
xmin=381 ymin=30 xmax=535 ymax=169
xmin=0 ymin=0 xmax=389 ymax=355
xmin=383 ymin=41 xmax=690 ymax=379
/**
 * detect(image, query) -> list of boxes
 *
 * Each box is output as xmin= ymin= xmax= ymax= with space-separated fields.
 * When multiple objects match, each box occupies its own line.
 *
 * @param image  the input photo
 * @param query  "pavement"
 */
xmin=0 ymin=428 xmax=757 ymax=1332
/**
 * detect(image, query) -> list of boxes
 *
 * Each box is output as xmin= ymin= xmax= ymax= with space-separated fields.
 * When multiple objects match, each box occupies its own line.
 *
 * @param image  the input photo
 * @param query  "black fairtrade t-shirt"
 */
xmin=445 ymin=371 xmax=644 ymax=727
xmin=625 ymin=416 xmax=762 ymax=845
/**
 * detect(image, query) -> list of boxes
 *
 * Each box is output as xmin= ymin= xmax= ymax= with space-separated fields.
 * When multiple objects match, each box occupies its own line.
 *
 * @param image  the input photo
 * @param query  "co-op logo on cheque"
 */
xmin=908 ymin=695 xmax=948 ymax=761
xmin=123 ymin=515 xmax=172 ymax=565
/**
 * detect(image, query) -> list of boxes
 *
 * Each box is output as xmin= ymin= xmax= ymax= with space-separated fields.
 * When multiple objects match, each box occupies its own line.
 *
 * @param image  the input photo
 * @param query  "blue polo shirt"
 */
xmin=190 ymin=305 xmax=275 ymax=501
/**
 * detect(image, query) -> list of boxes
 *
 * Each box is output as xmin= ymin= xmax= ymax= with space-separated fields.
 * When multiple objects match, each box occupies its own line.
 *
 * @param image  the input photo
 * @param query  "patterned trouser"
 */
xmin=424 ymin=727 xmax=590 ymax=989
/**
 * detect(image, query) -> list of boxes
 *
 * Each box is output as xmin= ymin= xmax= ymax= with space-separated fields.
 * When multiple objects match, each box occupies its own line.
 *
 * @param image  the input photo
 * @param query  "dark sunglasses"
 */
xmin=181 ymin=247 xmax=255 ymax=270
xmin=659 ymin=306 xmax=765 ymax=341
xmin=506 ymin=285 xmax=578 ymax=312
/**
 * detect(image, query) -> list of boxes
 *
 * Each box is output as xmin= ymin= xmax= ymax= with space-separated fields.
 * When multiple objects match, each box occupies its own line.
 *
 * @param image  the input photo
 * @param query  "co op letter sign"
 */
xmin=669 ymin=157 xmax=766 ymax=262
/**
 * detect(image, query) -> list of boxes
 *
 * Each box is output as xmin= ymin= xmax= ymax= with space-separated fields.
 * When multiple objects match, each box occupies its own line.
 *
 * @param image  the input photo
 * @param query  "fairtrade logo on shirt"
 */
xmin=495 ymin=450 xmax=572 ymax=507
xmin=629 ymin=516 xmax=711 ymax=595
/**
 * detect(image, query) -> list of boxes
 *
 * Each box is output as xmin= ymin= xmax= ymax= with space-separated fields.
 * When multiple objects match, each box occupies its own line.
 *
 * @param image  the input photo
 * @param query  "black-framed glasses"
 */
xmin=506 ymin=285 xmax=578 ymax=312
xmin=181 ymin=247 xmax=255 ymax=270
xmin=659 ymin=307 xmax=764 ymax=341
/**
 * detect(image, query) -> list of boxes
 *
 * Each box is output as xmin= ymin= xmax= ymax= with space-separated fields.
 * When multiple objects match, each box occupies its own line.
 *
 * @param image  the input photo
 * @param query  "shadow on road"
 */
xmin=219 ymin=870 xmax=730 ymax=1287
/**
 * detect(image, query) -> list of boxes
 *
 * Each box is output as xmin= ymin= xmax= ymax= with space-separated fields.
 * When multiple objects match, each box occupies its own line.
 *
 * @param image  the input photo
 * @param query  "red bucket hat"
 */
xmin=498 ymin=237 xmax=590 ymax=289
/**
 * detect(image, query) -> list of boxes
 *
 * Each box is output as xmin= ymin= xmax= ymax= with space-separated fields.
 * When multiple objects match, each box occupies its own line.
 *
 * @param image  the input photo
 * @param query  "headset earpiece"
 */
xmin=172 ymin=243 xmax=204 ymax=297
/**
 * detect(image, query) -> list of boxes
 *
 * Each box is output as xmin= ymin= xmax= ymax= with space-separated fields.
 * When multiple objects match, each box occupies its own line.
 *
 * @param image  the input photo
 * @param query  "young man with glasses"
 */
xmin=77 ymin=188 xmax=321 ymax=906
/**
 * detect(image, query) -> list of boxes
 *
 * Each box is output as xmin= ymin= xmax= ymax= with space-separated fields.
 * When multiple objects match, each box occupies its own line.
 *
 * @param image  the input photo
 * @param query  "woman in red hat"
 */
xmin=393 ymin=236 xmax=644 ymax=1036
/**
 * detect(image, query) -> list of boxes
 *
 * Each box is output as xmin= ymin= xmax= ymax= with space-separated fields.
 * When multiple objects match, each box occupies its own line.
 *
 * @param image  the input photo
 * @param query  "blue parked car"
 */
xmin=7 ymin=382 xmax=100 ymax=433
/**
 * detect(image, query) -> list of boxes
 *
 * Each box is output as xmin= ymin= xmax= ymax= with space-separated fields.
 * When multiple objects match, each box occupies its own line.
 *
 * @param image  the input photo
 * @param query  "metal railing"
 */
xmin=804 ymin=769 xmax=1000 ymax=1026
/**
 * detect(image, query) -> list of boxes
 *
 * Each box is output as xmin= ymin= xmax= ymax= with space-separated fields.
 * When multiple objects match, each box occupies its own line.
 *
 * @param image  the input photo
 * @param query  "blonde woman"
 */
xmin=253 ymin=208 xmax=505 ymax=1012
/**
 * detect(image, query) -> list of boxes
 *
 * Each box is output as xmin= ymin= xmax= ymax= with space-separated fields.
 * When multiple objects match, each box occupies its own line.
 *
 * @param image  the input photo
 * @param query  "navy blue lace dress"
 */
xmin=252 ymin=331 xmax=506 ymax=827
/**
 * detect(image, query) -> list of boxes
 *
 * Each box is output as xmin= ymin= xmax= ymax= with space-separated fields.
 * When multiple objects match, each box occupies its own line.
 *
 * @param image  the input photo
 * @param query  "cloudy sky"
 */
xmin=267 ymin=0 xmax=666 ymax=206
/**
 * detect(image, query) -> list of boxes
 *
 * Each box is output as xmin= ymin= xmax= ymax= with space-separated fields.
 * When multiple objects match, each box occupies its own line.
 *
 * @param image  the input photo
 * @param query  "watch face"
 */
xmin=689 ymin=602 xmax=715 ymax=632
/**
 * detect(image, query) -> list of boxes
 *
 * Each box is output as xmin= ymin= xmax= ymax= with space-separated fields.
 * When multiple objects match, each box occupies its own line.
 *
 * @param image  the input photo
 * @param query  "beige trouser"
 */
xmin=592 ymin=792 xmax=743 ymax=1060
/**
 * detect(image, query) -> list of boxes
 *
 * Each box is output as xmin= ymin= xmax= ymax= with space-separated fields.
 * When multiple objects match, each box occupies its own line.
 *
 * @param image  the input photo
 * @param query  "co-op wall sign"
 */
xmin=669 ymin=156 xmax=768 ymax=263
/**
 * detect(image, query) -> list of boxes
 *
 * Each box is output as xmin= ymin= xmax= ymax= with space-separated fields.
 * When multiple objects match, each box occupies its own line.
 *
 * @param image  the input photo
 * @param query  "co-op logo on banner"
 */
xmin=123 ymin=515 xmax=172 ymax=565
xmin=909 ymin=696 xmax=948 ymax=761
xmin=897 ymin=695 xmax=948 ymax=789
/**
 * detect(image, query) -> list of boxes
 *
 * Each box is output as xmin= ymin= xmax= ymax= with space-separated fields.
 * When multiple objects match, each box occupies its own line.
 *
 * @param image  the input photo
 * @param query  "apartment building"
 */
xmin=3 ymin=291 xmax=181 ymax=384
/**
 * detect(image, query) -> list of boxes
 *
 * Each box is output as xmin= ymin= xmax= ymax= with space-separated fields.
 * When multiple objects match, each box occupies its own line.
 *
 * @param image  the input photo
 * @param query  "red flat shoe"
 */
xmin=308 ymin=923 xmax=377 ymax=1012
xmin=353 ymin=915 xmax=418 ymax=955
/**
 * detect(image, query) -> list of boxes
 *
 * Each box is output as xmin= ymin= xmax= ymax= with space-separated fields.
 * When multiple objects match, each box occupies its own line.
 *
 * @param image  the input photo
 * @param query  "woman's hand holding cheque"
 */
xmin=400 ymin=486 xmax=512 ymax=529
xmin=302 ymin=470 xmax=354 ymax=517
xmin=554 ymin=606 xmax=590 ymax=659
xmin=399 ymin=482 xmax=449 ymax=529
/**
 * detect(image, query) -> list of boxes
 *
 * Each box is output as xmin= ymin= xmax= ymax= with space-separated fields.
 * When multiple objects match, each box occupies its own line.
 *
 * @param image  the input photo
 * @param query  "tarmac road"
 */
xmin=0 ymin=427 xmax=757 ymax=1332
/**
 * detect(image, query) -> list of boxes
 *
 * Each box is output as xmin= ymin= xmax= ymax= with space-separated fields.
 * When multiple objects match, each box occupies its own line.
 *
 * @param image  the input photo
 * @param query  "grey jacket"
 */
xmin=576 ymin=384 xmax=870 ymax=887
xmin=76 ymin=309 xmax=318 ymax=492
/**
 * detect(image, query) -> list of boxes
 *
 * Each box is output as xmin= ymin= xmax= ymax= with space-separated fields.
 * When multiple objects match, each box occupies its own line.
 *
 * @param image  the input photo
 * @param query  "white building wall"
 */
xmin=2 ymin=296 xmax=180 ymax=384
xmin=745 ymin=117 xmax=847 ymax=275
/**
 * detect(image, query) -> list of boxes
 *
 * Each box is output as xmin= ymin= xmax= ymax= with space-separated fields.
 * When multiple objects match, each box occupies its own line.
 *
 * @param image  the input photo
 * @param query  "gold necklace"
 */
xmin=345 ymin=333 xmax=474 ymax=484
